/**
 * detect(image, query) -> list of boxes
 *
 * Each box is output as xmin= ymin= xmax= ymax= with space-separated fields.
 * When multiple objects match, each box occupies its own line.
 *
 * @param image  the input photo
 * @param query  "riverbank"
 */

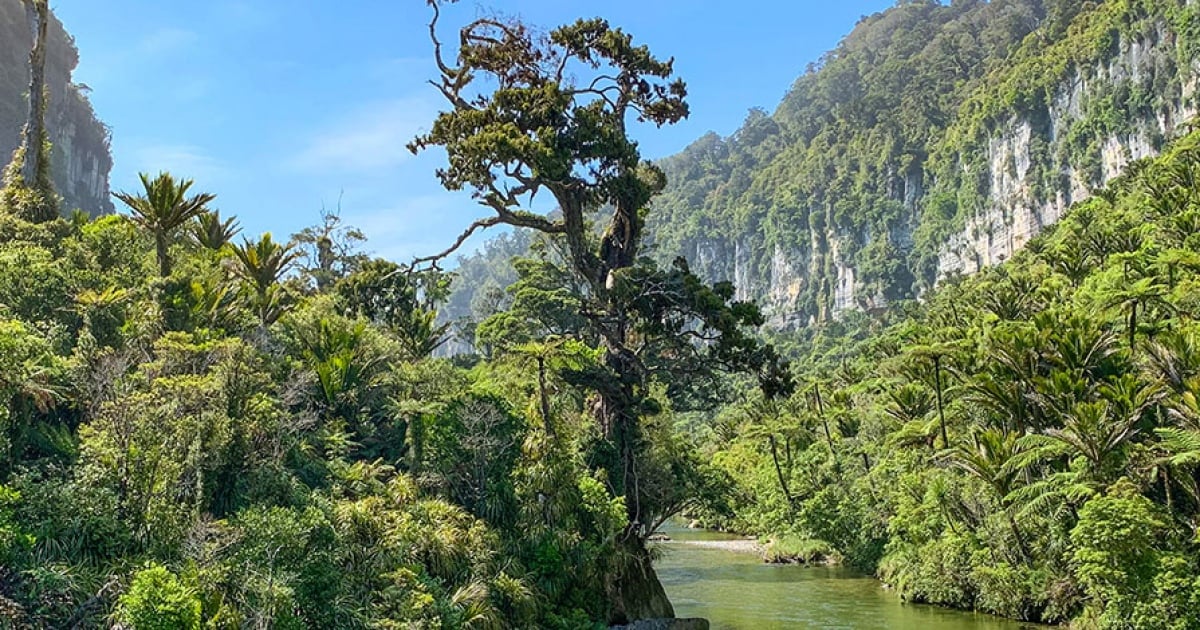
xmin=668 ymin=538 xmax=764 ymax=555
xmin=664 ymin=530 xmax=840 ymax=566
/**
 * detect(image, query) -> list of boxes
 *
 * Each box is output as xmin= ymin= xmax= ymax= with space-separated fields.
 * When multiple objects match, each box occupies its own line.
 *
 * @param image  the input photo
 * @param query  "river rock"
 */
xmin=610 ymin=619 xmax=710 ymax=630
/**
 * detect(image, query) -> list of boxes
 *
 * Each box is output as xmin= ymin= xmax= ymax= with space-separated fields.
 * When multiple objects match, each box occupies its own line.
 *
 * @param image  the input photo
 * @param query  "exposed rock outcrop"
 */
xmin=637 ymin=2 xmax=1200 ymax=331
xmin=1 ymin=0 xmax=113 ymax=216
xmin=936 ymin=26 xmax=1199 ymax=279
xmin=444 ymin=2 xmax=1200 ymax=337
xmin=608 ymin=540 xmax=676 ymax=625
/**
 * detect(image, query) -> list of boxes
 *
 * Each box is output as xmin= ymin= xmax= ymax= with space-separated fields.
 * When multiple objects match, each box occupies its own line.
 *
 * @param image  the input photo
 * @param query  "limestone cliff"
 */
xmin=936 ymin=24 xmax=1199 ymax=280
xmin=645 ymin=0 xmax=1200 ymax=329
xmin=1 ymin=0 xmax=113 ymax=216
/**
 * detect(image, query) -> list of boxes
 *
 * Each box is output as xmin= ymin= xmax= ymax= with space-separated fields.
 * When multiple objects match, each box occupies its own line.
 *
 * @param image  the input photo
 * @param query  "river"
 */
xmin=653 ymin=525 xmax=1037 ymax=630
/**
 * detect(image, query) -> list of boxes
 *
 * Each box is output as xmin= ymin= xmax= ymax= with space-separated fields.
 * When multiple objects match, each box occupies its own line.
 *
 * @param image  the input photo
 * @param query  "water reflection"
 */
xmin=654 ymin=525 xmax=1037 ymax=630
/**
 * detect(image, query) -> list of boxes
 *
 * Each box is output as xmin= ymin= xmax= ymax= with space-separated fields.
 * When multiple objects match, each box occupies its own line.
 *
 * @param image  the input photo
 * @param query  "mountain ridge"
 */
xmin=446 ymin=0 xmax=1200 ymax=338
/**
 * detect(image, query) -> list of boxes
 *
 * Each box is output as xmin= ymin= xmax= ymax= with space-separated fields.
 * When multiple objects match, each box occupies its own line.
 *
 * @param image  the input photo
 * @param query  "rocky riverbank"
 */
xmin=664 ymin=538 xmax=764 ymax=555
xmin=658 ymin=531 xmax=841 ymax=566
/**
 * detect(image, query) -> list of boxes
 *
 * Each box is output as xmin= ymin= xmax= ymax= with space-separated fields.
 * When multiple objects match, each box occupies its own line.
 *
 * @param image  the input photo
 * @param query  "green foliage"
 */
xmin=232 ymin=232 xmax=299 ymax=325
xmin=697 ymin=127 xmax=1200 ymax=625
xmin=451 ymin=0 xmax=1200 ymax=324
xmin=116 ymin=564 xmax=202 ymax=630
xmin=0 ymin=0 xmax=113 ymax=216
xmin=7 ymin=2 xmax=1200 ymax=628
xmin=1 ymin=142 xmax=59 ymax=223
xmin=762 ymin=535 xmax=838 ymax=565
xmin=113 ymin=172 xmax=215 ymax=277
xmin=289 ymin=205 xmax=367 ymax=292
xmin=0 ymin=114 xmax=712 ymax=627
xmin=0 ymin=485 xmax=33 ymax=566
xmin=411 ymin=19 xmax=792 ymax=625
xmin=1071 ymin=479 xmax=1200 ymax=629
xmin=336 ymin=258 xmax=450 ymax=360
xmin=191 ymin=210 xmax=239 ymax=251
xmin=422 ymin=393 xmax=525 ymax=527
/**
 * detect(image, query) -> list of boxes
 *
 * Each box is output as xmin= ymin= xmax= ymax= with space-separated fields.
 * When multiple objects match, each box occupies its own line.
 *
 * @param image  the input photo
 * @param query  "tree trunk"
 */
xmin=934 ymin=355 xmax=949 ymax=449
xmin=21 ymin=1 xmax=50 ymax=190
xmin=155 ymin=231 xmax=172 ymax=277
xmin=768 ymin=434 xmax=795 ymax=508
xmin=601 ymin=339 xmax=642 ymax=528
xmin=1007 ymin=511 xmax=1031 ymax=562
xmin=813 ymin=383 xmax=839 ymax=476
xmin=1128 ymin=301 xmax=1138 ymax=351
xmin=592 ymin=196 xmax=677 ymax=622
xmin=607 ymin=536 xmax=675 ymax=624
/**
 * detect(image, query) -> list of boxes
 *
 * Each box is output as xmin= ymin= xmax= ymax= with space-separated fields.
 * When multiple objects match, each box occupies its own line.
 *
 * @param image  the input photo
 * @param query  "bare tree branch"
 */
xmin=411 ymin=216 xmax=504 ymax=271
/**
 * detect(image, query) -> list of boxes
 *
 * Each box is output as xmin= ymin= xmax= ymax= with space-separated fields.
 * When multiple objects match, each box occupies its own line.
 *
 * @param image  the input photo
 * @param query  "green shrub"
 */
xmin=970 ymin=561 xmax=1049 ymax=621
xmin=117 ymin=564 xmax=202 ymax=630
xmin=763 ymin=535 xmax=840 ymax=565
xmin=0 ymin=485 xmax=33 ymax=565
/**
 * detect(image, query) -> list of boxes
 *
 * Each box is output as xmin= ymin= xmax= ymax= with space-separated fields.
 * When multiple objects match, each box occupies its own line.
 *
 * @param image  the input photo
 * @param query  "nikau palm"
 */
xmin=192 ymin=210 xmax=241 ymax=251
xmin=233 ymin=233 xmax=299 ymax=325
xmin=113 ymin=172 xmax=216 ymax=277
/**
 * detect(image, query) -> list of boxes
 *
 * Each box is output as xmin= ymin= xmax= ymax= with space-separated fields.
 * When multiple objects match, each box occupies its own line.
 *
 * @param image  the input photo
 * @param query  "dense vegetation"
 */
xmin=0 ymin=170 xmax=648 ymax=627
xmin=0 ymin=1 xmax=781 ymax=628
xmin=697 ymin=128 xmax=1200 ymax=627
xmin=434 ymin=3 xmax=1200 ymax=627
xmin=5 ymin=0 xmax=1200 ymax=628
xmin=650 ymin=0 xmax=1200 ymax=320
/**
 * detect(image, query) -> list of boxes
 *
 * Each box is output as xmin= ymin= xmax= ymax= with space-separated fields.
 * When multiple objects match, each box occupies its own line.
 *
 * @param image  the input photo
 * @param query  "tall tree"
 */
xmin=1 ymin=0 xmax=58 ymax=222
xmin=335 ymin=259 xmax=451 ymax=360
xmin=290 ymin=204 xmax=367 ymax=292
xmin=410 ymin=2 xmax=791 ymax=621
xmin=113 ymin=173 xmax=216 ymax=277
xmin=19 ymin=0 xmax=49 ymax=192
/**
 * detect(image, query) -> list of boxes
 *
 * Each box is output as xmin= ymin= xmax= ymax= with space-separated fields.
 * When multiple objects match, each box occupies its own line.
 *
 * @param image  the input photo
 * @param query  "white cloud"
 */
xmin=289 ymin=98 xmax=438 ymax=174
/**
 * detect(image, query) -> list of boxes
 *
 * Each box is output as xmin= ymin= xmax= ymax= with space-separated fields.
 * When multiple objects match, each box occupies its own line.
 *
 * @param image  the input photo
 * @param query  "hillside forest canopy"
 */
xmin=3 ymin=0 xmax=1200 ymax=629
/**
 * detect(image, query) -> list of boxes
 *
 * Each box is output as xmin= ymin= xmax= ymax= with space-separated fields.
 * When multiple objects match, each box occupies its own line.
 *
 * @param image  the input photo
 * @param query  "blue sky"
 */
xmin=53 ymin=0 xmax=894 ymax=263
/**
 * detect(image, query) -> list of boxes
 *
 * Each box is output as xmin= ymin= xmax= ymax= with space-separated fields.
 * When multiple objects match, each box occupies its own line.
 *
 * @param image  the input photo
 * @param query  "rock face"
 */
xmin=936 ymin=26 xmax=1199 ymax=280
xmin=607 ymin=541 xmax=676 ymax=625
xmin=642 ymin=2 xmax=1200 ymax=330
xmin=443 ymin=2 xmax=1200 ymax=336
xmin=1 ymin=0 xmax=113 ymax=216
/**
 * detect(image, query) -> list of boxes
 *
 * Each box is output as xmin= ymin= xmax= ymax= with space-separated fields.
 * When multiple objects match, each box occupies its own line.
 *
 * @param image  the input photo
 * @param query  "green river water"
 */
xmin=653 ymin=525 xmax=1038 ymax=630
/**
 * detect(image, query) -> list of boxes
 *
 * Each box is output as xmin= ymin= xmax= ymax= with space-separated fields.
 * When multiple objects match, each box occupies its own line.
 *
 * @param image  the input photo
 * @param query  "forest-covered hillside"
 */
xmin=698 ymin=120 xmax=1200 ymax=629
xmin=448 ymin=0 xmax=1200 ymax=333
